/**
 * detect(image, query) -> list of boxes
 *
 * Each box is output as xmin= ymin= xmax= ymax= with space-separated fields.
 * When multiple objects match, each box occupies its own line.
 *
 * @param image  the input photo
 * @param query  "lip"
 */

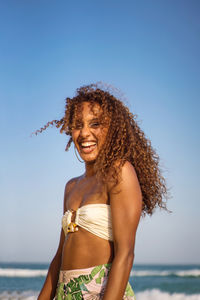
xmin=81 ymin=141 xmax=96 ymax=147
xmin=78 ymin=140 xmax=97 ymax=154
xmin=80 ymin=144 xmax=96 ymax=154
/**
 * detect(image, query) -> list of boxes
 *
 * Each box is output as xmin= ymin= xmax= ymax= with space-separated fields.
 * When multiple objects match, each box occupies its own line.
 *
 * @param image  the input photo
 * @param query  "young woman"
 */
xmin=36 ymin=83 xmax=167 ymax=300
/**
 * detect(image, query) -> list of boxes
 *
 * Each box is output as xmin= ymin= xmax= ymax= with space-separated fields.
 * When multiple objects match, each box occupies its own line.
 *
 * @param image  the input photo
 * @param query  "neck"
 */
xmin=85 ymin=161 xmax=96 ymax=177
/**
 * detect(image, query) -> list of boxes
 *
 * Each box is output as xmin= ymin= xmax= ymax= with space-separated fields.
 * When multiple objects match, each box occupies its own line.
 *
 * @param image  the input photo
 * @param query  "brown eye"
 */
xmin=91 ymin=122 xmax=100 ymax=128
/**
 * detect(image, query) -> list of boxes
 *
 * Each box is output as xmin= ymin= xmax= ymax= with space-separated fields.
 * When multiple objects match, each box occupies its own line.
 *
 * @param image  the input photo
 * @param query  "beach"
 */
xmin=0 ymin=262 xmax=200 ymax=300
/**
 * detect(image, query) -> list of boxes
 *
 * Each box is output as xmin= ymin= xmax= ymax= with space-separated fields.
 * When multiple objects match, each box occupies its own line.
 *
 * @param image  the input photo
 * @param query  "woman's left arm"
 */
xmin=103 ymin=161 xmax=142 ymax=300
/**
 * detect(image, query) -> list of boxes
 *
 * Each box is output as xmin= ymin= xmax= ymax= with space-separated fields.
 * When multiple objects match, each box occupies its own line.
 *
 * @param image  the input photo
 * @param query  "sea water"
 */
xmin=0 ymin=262 xmax=200 ymax=299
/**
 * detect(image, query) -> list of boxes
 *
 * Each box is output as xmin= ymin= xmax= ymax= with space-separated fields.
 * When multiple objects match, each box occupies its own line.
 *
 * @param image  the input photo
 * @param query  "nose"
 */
xmin=80 ymin=124 xmax=90 ymax=137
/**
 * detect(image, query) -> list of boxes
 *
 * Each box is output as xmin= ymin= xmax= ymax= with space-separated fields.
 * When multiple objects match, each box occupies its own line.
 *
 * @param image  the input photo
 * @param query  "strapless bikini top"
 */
xmin=62 ymin=204 xmax=113 ymax=241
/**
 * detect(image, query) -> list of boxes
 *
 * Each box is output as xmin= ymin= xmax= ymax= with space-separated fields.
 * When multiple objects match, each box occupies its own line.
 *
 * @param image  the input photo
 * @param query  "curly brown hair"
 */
xmin=35 ymin=83 xmax=168 ymax=215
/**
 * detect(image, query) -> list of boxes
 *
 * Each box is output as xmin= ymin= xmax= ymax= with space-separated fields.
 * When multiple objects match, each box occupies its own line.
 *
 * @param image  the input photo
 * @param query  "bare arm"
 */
xmin=37 ymin=179 xmax=74 ymax=300
xmin=37 ymin=230 xmax=65 ymax=300
xmin=103 ymin=161 xmax=142 ymax=300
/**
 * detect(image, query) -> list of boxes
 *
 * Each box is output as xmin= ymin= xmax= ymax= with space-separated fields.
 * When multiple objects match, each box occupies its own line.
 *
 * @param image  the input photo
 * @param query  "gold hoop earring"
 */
xmin=74 ymin=145 xmax=84 ymax=163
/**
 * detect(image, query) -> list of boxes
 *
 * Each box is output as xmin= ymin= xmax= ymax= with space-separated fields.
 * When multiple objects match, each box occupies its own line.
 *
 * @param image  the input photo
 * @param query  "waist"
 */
xmin=59 ymin=263 xmax=112 ymax=283
xmin=61 ymin=230 xmax=114 ymax=270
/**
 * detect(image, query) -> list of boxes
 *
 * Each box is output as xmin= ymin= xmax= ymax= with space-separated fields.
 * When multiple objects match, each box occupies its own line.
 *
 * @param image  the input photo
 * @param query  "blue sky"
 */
xmin=0 ymin=0 xmax=199 ymax=264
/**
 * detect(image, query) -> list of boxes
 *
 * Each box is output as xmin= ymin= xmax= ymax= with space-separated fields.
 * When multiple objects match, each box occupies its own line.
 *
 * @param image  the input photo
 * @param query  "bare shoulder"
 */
xmin=121 ymin=161 xmax=137 ymax=179
xmin=64 ymin=177 xmax=79 ymax=195
xmin=63 ymin=176 xmax=81 ymax=213
xmin=109 ymin=160 xmax=142 ymax=206
xmin=120 ymin=161 xmax=140 ymax=188
xmin=108 ymin=160 xmax=140 ymax=192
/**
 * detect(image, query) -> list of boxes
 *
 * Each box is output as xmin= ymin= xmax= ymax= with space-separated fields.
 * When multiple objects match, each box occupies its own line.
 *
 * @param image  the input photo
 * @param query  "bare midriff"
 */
xmin=60 ymin=226 xmax=114 ymax=270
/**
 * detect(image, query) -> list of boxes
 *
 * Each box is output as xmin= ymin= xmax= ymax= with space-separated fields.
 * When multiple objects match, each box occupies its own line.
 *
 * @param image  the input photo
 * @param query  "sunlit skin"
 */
xmin=38 ymin=101 xmax=142 ymax=300
xmin=72 ymin=102 xmax=109 ymax=167
xmin=60 ymin=102 xmax=114 ymax=270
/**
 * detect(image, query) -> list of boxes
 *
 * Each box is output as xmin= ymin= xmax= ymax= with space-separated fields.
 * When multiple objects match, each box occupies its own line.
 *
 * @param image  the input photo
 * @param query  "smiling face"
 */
xmin=71 ymin=102 xmax=109 ymax=163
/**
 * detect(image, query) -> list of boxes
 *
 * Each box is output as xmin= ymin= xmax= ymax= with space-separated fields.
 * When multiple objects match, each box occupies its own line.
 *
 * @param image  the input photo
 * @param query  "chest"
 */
xmin=65 ymin=177 xmax=109 ymax=211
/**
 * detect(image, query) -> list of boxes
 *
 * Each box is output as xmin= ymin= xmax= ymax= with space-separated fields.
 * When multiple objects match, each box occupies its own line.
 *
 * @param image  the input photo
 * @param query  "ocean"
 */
xmin=0 ymin=262 xmax=200 ymax=299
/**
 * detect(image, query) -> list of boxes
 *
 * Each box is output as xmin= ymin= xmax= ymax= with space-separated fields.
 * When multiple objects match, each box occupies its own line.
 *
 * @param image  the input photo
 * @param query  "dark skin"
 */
xmin=38 ymin=102 xmax=142 ymax=300
xmin=61 ymin=175 xmax=114 ymax=270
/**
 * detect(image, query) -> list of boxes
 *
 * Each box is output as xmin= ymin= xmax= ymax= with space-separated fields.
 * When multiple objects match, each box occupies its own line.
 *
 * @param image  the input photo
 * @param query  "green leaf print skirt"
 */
xmin=55 ymin=263 xmax=136 ymax=300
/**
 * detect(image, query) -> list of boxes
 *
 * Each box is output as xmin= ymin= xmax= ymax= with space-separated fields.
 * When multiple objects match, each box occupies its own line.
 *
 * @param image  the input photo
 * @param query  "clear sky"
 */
xmin=0 ymin=0 xmax=199 ymax=264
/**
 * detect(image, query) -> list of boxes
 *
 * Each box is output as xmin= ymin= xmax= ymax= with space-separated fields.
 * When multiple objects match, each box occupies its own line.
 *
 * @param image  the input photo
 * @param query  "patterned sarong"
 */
xmin=55 ymin=263 xmax=135 ymax=299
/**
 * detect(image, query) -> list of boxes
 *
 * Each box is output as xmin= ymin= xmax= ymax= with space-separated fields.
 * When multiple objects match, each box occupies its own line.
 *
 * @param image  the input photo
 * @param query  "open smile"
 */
xmin=79 ymin=141 xmax=97 ymax=154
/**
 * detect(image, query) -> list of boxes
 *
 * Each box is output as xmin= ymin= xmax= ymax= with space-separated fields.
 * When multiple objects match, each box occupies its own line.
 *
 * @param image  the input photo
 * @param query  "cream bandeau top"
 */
xmin=62 ymin=204 xmax=113 ymax=241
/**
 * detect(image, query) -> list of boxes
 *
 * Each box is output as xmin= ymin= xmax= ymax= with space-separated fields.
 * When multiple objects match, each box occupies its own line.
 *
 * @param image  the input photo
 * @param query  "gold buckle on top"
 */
xmin=67 ymin=222 xmax=78 ymax=233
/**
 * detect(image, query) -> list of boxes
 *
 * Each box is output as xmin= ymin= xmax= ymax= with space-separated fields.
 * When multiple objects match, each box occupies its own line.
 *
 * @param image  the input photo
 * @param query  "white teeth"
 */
xmin=81 ymin=142 xmax=96 ymax=147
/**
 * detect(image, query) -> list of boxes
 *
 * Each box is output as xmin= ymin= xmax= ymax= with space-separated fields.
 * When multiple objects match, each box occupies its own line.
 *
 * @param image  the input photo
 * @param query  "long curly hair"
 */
xmin=35 ymin=83 xmax=168 ymax=215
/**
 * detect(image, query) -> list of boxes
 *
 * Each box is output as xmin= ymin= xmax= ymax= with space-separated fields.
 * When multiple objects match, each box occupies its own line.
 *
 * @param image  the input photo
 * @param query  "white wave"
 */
xmin=0 ymin=291 xmax=39 ymax=300
xmin=176 ymin=270 xmax=200 ymax=277
xmin=136 ymin=289 xmax=200 ymax=300
xmin=1 ymin=267 xmax=200 ymax=278
xmin=0 ymin=268 xmax=200 ymax=277
xmin=0 ymin=290 xmax=200 ymax=300
xmin=0 ymin=268 xmax=47 ymax=278
xmin=130 ymin=269 xmax=200 ymax=277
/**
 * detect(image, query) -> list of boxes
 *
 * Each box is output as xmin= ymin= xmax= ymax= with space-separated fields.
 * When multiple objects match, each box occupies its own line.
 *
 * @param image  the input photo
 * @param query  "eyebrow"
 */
xmin=89 ymin=118 xmax=100 ymax=122
xmin=75 ymin=117 xmax=100 ymax=122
